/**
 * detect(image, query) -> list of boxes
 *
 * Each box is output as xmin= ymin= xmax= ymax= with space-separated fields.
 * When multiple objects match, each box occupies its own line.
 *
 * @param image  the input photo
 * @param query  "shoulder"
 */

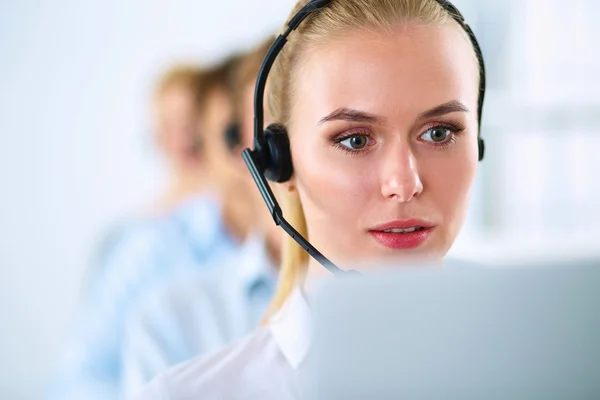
xmin=82 ymin=218 xmax=166 ymax=302
xmin=101 ymin=217 xmax=167 ymax=266
xmin=97 ymin=194 xmax=228 ymax=291
xmin=112 ymin=193 xmax=222 ymax=260
xmin=137 ymin=327 xmax=292 ymax=400
xmin=127 ymin=268 xmax=236 ymax=333
xmin=131 ymin=246 xmax=245 ymax=312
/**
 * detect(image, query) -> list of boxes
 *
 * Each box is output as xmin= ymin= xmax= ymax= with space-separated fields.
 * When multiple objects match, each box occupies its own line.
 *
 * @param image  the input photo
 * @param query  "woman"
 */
xmin=48 ymin=58 xmax=255 ymax=400
xmin=150 ymin=65 xmax=208 ymax=215
xmin=135 ymin=0 xmax=484 ymax=398
xmin=121 ymin=38 xmax=282 ymax=398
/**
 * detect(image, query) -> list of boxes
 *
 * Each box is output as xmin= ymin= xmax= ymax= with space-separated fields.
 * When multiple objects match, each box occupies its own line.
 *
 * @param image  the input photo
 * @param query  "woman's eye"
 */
xmin=420 ymin=127 xmax=453 ymax=143
xmin=339 ymin=135 xmax=370 ymax=150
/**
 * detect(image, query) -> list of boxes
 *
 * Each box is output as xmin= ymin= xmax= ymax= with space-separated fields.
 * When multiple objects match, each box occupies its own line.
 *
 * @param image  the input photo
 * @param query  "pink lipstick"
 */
xmin=368 ymin=219 xmax=434 ymax=250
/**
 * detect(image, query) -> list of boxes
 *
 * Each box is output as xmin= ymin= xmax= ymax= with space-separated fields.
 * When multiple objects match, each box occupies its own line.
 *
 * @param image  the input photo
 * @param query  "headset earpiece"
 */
xmin=224 ymin=122 xmax=242 ymax=152
xmin=478 ymin=137 xmax=485 ymax=162
xmin=261 ymin=123 xmax=294 ymax=183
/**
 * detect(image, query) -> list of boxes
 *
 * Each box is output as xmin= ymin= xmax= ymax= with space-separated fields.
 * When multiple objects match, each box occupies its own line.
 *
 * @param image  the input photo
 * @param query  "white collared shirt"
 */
xmin=131 ymin=288 xmax=312 ymax=400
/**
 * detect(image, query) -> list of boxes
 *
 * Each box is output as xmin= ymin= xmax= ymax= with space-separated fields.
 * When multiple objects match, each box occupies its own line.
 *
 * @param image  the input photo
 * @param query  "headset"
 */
xmin=242 ymin=0 xmax=486 ymax=276
xmin=224 ymin=121 xmax=242 ymax=152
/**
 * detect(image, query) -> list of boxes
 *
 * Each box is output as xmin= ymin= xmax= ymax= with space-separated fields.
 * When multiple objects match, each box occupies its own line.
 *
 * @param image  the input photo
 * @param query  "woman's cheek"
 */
xmin=294 ymin=140 xmax=374 ymax=220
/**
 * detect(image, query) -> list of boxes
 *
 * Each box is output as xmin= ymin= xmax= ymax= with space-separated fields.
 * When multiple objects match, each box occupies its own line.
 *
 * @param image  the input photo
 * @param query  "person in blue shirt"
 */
xmin=46 ymin=56 xmax=260 ymax=400
xmin=77 ymin=66 xmax=211 ymax=310
xmin=150 ymin=65 xmax=211 ymax=215
xmin=122 ymin=219 xmax=280 ymax=398
xmin=120 ymin=38 xmax=280 ymax=398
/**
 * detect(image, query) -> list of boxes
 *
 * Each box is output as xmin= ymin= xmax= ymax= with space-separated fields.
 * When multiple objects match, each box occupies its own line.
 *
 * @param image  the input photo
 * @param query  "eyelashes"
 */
xmin=419 ymin=122 xmax=467 ymax=149
xmin=330 ymin=122 xmax=467 ymax=155
xmin=332 ymin=129 xmax=374 ymax=155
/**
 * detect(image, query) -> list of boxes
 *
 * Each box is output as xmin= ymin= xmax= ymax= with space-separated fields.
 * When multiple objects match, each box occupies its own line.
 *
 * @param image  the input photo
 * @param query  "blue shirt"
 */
xmin=121 ymin=234 xmax=277 ymax=399
xmin=47 ymin=194 xmax=238 ymax=400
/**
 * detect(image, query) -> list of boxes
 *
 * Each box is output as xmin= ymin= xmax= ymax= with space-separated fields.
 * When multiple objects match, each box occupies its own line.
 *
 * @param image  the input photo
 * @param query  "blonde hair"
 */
xmin=231 ymin=37 xmax=275 ymax=122
xmin=235 ymin=38 xmax=275 ymax=94
xmin=263 ymin=0 xmax=471 ymax=320
xmin=196 ymin=56 xmax=240 ymax=115
xmin=154 ymin=65 xmax=203 ymax=102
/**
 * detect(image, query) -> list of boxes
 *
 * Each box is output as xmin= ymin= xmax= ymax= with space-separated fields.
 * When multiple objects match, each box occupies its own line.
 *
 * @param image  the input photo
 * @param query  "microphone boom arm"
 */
xmin=242 ymin=148 xmax=344 ymax=276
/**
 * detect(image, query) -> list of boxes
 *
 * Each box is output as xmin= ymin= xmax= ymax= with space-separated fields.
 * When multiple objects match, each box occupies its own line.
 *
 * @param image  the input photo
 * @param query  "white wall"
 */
xmin=0 ymin=1 xmax=294 ymax=398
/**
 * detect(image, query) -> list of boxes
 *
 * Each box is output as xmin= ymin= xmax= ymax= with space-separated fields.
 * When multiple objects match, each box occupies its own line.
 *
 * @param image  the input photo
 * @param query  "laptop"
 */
xmin=301 ymin=257 xmax=600 ymax=399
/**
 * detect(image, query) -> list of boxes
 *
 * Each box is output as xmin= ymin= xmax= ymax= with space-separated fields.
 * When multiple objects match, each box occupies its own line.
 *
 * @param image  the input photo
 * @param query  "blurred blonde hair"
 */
xmin=196 ymin=56 xmax=241 ymax=115
xmin=231 ymin=37 xmax=275 ymax=123
xmin=154 ymin=64 xmax=203 ymax=102
xmin=263 ymin=0 xmax=469 ymax=320
xmin=234 ymin=38 xmax=275 ymax=95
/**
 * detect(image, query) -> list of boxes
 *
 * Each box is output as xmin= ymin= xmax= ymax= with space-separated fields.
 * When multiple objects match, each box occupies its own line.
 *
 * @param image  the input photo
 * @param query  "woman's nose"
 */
xmin=380 ymin=144 xmax=423 ymax=203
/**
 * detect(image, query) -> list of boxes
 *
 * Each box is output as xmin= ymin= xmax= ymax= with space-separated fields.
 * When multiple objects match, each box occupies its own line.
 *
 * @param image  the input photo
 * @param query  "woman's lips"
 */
xmin=368 ymin=219 xmax=434 ymax=250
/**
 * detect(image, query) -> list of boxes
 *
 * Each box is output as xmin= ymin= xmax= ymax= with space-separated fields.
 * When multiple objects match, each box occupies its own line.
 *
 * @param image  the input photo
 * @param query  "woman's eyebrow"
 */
xmin=318 ymin=108 xmax=385 ymax=125
xmin=418 ymin=100 xmax=470 ymax=120
xmin=317 ymin=100 xmax=469 ymax=126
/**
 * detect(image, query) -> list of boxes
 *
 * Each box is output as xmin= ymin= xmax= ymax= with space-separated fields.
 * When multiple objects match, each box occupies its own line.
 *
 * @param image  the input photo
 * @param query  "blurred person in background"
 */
xmin=135 ymin=0 xmax=487 ymax=398
xmin=122 ymin=38 xmax=280 ymax=398
xmin=152 ymin=66 xmax=209 ymax=215
xmin=82 ymin=66 xmax=207 ymax=308
xmin=46 ymin=56 xmax=258 ymax=400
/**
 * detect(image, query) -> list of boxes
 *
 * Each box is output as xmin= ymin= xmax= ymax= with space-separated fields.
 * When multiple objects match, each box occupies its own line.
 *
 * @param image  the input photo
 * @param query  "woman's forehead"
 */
xmin=292 ymin=24 xmax=479 ymax=122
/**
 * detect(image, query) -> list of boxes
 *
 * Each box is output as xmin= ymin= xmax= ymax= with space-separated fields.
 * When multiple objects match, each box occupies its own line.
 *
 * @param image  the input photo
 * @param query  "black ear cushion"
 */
xmin=224 ymin=122 xmax=241 ymax=152
xmin=478 ymin=137 xmax=485 ymax=162
xmin=263 ymin=124 xmax=294 ymax=183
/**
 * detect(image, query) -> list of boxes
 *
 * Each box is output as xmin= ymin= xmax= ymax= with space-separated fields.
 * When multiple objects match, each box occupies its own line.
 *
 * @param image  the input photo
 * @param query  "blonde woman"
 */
xmin=135 ymin=0 xmax=486 ymax=398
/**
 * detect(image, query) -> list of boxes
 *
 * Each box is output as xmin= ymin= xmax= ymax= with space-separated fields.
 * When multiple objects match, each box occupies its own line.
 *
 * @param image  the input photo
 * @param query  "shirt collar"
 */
xmin=268 ymin=287 xmax=312 ymax=369
xmin=172 ymin=193 xmax=234 ymax=252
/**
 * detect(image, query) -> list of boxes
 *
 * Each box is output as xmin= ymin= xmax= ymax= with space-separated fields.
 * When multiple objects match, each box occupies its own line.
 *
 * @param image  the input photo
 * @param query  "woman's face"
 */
xmin=288 ymin=23 xmax=480 ymax=265
xmin=155 ymin=85 xmax=201 ymax=166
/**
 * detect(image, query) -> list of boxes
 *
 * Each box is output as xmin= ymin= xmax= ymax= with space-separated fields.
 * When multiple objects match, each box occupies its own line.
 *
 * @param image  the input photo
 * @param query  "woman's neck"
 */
xmin=152 ymin=166 xmax=207 ymax=215
xmin=171 ymin=167 xmax=207 ymax=195
xmin=220 ymin=192 xmax=254 ymax=245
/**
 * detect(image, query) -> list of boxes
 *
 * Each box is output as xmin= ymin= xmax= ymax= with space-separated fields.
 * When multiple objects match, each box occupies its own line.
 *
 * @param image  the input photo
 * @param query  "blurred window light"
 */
xmin=460 ymin=0 xmax=600 ymax=246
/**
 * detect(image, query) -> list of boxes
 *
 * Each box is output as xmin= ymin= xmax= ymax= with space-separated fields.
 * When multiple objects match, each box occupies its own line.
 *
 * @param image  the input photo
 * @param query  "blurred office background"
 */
xmin=0 ymin=0 xmax=597 ymax=398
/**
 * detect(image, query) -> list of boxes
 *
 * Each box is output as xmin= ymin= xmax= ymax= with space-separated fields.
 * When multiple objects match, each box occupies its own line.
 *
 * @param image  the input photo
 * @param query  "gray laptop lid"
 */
xmin=303 ymin=258 xmax=600 ymax=399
